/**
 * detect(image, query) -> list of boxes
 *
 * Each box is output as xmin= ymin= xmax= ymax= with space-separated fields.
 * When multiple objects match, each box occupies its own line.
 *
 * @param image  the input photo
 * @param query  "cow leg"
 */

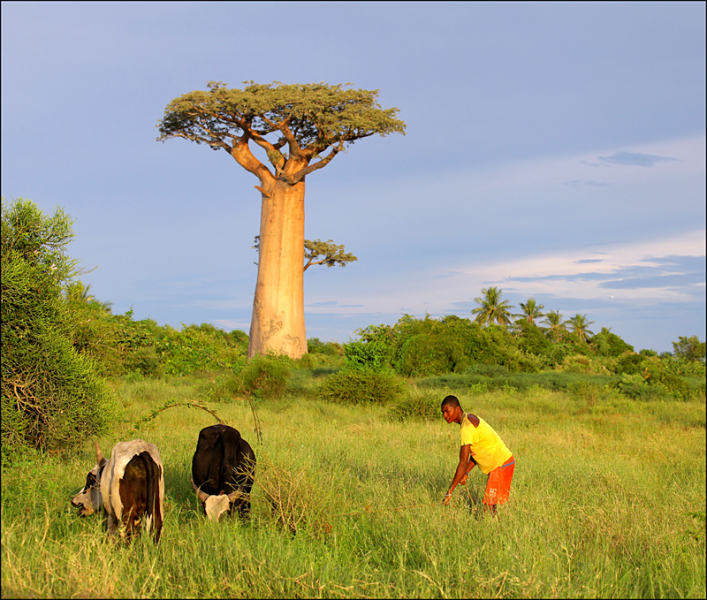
xmin=107 ymin=513 xmax=119 ymax=537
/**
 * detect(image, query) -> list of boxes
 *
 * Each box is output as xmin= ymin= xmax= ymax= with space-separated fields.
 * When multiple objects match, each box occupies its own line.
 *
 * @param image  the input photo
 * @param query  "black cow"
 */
xmin=191 ymin=424 xmax=256 ymax=520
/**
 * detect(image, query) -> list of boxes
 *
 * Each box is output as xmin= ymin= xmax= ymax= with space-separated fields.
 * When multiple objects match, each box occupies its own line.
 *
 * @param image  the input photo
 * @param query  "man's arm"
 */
xmin=460 ymin=454 xmax=477 ymax=485
xmin=443 ymin=444 xmax=474 ymax=505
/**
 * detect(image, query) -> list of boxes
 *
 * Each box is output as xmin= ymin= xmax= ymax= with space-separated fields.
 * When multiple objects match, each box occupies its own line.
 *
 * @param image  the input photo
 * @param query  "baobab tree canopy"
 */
xmin=157 ymin=81 xmax=406 ymax=185
xmin=157 ymin=81 xmax=405 ymax=358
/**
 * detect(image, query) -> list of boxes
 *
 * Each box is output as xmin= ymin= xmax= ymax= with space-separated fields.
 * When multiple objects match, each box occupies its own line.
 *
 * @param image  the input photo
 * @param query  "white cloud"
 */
xmin=305 ymin=230 xmax=705 ymax=315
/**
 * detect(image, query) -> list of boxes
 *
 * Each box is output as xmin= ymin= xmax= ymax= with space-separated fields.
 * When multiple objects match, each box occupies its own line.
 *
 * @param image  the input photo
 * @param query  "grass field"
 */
xmin=2 ymin=374 xmax=705 ymax=598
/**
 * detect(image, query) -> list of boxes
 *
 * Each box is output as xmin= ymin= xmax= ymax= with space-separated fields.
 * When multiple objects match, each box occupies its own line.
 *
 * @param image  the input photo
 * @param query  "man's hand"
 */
xmin=443 ymin=493 xmax=452 ymax=506
xmin=460 ymin=473 xmax=468 ymax=486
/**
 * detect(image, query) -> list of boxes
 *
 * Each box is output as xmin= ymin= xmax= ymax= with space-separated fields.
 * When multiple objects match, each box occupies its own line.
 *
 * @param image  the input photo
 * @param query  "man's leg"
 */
xmin=482 ymin=456 xmax=515 ymax=517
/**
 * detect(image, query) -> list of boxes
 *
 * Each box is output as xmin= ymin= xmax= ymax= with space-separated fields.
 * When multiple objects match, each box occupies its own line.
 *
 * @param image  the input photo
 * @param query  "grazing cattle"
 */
xmin=71 ymin=439 xmax=164 ymax=542
xmin=191 ymin=424 xmax=256 ymax=521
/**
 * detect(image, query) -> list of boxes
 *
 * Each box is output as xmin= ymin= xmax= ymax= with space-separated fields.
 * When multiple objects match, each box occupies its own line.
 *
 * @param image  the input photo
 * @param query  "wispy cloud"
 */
xmin=306 ymin=302 xmax=364 ymax=310
xmin=596 ymin=151 xmax=679 ymax=167
xmin=304 ymin=230 xmax=706 ymax=316
xmin=213 ymin=319 xmax=251 ymax=331
xmin=562 ymin=179 xmax=610 ymax=187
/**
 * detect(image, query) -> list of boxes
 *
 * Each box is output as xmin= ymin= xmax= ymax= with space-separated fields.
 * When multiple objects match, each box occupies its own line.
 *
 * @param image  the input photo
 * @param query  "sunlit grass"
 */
xmin=2 ymin=376 xmax=704 ymax=598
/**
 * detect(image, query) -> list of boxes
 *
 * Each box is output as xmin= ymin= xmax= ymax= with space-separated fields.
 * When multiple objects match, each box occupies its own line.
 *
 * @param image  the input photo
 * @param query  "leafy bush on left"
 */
xmin=1 ymin=198 xmax=116 ymax=462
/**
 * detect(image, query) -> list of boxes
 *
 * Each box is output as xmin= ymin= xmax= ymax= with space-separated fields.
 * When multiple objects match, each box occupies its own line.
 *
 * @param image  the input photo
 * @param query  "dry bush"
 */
xmin=254 ymin=454 xmax=331 ymax=534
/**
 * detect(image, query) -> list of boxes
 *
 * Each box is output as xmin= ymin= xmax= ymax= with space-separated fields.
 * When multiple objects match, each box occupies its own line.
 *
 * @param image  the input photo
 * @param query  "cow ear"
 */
xmin=95 ymin=441 xmax=106 ymax=467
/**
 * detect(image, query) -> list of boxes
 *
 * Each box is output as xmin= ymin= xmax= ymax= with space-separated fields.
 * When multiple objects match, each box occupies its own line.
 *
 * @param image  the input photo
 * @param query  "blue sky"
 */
xmin=2 ymin=1 xmax=704 ymax=353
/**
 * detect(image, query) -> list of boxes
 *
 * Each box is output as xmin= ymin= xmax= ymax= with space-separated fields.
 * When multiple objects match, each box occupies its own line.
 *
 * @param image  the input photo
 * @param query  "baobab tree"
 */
xmin=158 ymin=81 xmax=405 ymax=358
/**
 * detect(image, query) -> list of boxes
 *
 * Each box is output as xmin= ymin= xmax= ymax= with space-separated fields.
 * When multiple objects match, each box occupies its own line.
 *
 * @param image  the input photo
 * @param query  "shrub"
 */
xmin=559 ymin=354 xmax=613 ymax=375
xmin=515 ymin=320 xmax=553 ymax=356
xmin=390 ymin=387 xmax=441 ymax=421
xmin=307 ymin=338 xmax=343 ymax=356
xmin=417 ymin=370 xmax=618 ymax=395
xmin=235 ymin=355 xmax=292 ymax=399
xmin=343 ymin=339 xmax=390 ymax=372
xmin=158 ymin=323 xmax=248 ymax=376
xmin=395 ymin=331 xmax=467 ymax=376
xmin=591 ymin=327 xmax=634 ymax=357
xmin=295 ymin=351 xmax=344 ymax=372
xmin=254 ymin=454 xmax=332 ymax=535
xmin=317 ymin=369 xmax=404 ymax=404
xmin=1 ymin=198 xmax=115 ymax=462
xmin=614 ymin=374 xmax=665 ymax=401
xmin=615 ymin=353 xmax=648 ymax=375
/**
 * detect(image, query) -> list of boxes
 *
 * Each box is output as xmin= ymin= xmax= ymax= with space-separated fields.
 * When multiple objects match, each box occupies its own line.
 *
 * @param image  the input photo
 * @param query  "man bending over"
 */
xmin=441 ymin=394 xmax=515 ymax=516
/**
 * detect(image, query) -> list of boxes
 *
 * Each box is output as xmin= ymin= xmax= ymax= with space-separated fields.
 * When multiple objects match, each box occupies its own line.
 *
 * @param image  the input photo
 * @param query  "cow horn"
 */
xmin=227 ymin=488 xmax=241 ymax=503
xmin=95 ymin=441 xmax=105 ymax=465
xmin=191 ymin=478 xmax=210 ymax=503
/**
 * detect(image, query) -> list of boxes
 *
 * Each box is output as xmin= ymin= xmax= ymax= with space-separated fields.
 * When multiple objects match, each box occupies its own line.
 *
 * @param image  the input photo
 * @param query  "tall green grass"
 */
xmin=2 ymin=375 xmax=704 ymax=598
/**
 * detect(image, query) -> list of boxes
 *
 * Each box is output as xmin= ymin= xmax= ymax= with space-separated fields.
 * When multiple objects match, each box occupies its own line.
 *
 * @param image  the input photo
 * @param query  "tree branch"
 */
xmin=288 ymin=141 xmax=344 ymax=184
xmin=229 ymin=133 xmax=275 ymax=185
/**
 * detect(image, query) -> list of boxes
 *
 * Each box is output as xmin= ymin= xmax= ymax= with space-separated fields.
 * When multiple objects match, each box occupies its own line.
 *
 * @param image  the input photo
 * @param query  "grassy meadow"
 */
xmin=2 ymin=373 xmax=705 ymax=598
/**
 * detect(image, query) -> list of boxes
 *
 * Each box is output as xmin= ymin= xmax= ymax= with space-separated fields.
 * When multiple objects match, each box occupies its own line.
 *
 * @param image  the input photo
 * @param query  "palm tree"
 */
xmin=566 ymin=314 xmax=595 ymax=342
xmin=543 ymin=310 xmax=566 ymax=342
xmin=471 ymin=286 xmax=514 ymax=327
xmin=517 ymin=297 xmax=545 ymax=324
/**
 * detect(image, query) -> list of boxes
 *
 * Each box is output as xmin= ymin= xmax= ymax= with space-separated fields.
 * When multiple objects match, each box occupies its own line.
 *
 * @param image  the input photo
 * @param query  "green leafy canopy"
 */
xmin=157 ymin=81 xmax=406 ymax=186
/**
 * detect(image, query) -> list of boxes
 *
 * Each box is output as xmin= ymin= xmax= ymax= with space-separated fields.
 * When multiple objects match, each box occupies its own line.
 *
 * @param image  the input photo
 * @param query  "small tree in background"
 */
xmin=672 ymin=335 xmax=706 ymax=362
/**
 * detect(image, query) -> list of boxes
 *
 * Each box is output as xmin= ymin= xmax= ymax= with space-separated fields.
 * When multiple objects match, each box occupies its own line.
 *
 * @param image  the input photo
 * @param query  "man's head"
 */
xmin=441 ymin=395 xmax=464 ymax=424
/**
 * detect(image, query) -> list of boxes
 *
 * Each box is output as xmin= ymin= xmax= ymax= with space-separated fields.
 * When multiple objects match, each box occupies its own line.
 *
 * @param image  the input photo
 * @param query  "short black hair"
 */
xmin=441 ymin=395 xmax=460 ymax=409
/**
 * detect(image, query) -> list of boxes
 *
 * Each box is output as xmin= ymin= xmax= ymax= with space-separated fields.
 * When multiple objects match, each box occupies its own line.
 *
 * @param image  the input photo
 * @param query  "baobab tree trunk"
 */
xmin=248 ymin=180 xmax=308 ymax=359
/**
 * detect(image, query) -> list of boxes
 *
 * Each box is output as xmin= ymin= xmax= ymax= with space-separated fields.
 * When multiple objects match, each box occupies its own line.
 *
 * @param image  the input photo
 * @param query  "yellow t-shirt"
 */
xmin=460 ymin=414 xmax=512 ymax=475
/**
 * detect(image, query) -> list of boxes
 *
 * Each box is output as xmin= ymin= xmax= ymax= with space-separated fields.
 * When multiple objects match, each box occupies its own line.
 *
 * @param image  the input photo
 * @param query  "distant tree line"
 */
xmin=2 ymin=198 xmax=704 ymax=462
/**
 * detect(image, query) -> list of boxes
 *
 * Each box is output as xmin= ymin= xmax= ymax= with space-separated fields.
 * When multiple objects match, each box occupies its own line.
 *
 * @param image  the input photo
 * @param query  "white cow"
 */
xmin=72 ymin=439 xmax=164 ymax=542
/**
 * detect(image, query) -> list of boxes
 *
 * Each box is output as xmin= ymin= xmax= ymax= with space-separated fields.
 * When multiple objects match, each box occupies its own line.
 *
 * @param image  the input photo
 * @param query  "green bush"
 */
xmin=591 ymin=327 xmax=634 ymax=357
xmin=395 ymin=331 xmax=467 ymax=376
xmin=616 ymin=353 xmax=648 ymax=375
xmin=614 ymin=374 xmax=665 ymax=401
xmin=1 ymin=198 xmax=115 ymax=462
xmin=295 ymin=350 xmax=344 ymax=372
xmin=515 ymin=320 xmax=553 ymax=356
xmin=417 ymin=370 xmax=618 ymax=394
xmin=307 ymin=337 xmax=343 ymax=356
xmin=390 ymin=387 xmax=441 ymax=421
xmin=343 ymin=339 xmax=390 ymax=372
xmin=157 ymin=323 xmax=248 ymax=375
xmin=317 ymin=369 xmax=405 ymax=404
xmin=235 ymin=355 xmax=292 ymax=399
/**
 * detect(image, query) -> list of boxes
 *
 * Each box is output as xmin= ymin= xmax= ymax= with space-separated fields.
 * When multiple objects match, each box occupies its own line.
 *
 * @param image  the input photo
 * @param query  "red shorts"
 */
xmin=482 ymin=455 xmax=515 ymax=505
